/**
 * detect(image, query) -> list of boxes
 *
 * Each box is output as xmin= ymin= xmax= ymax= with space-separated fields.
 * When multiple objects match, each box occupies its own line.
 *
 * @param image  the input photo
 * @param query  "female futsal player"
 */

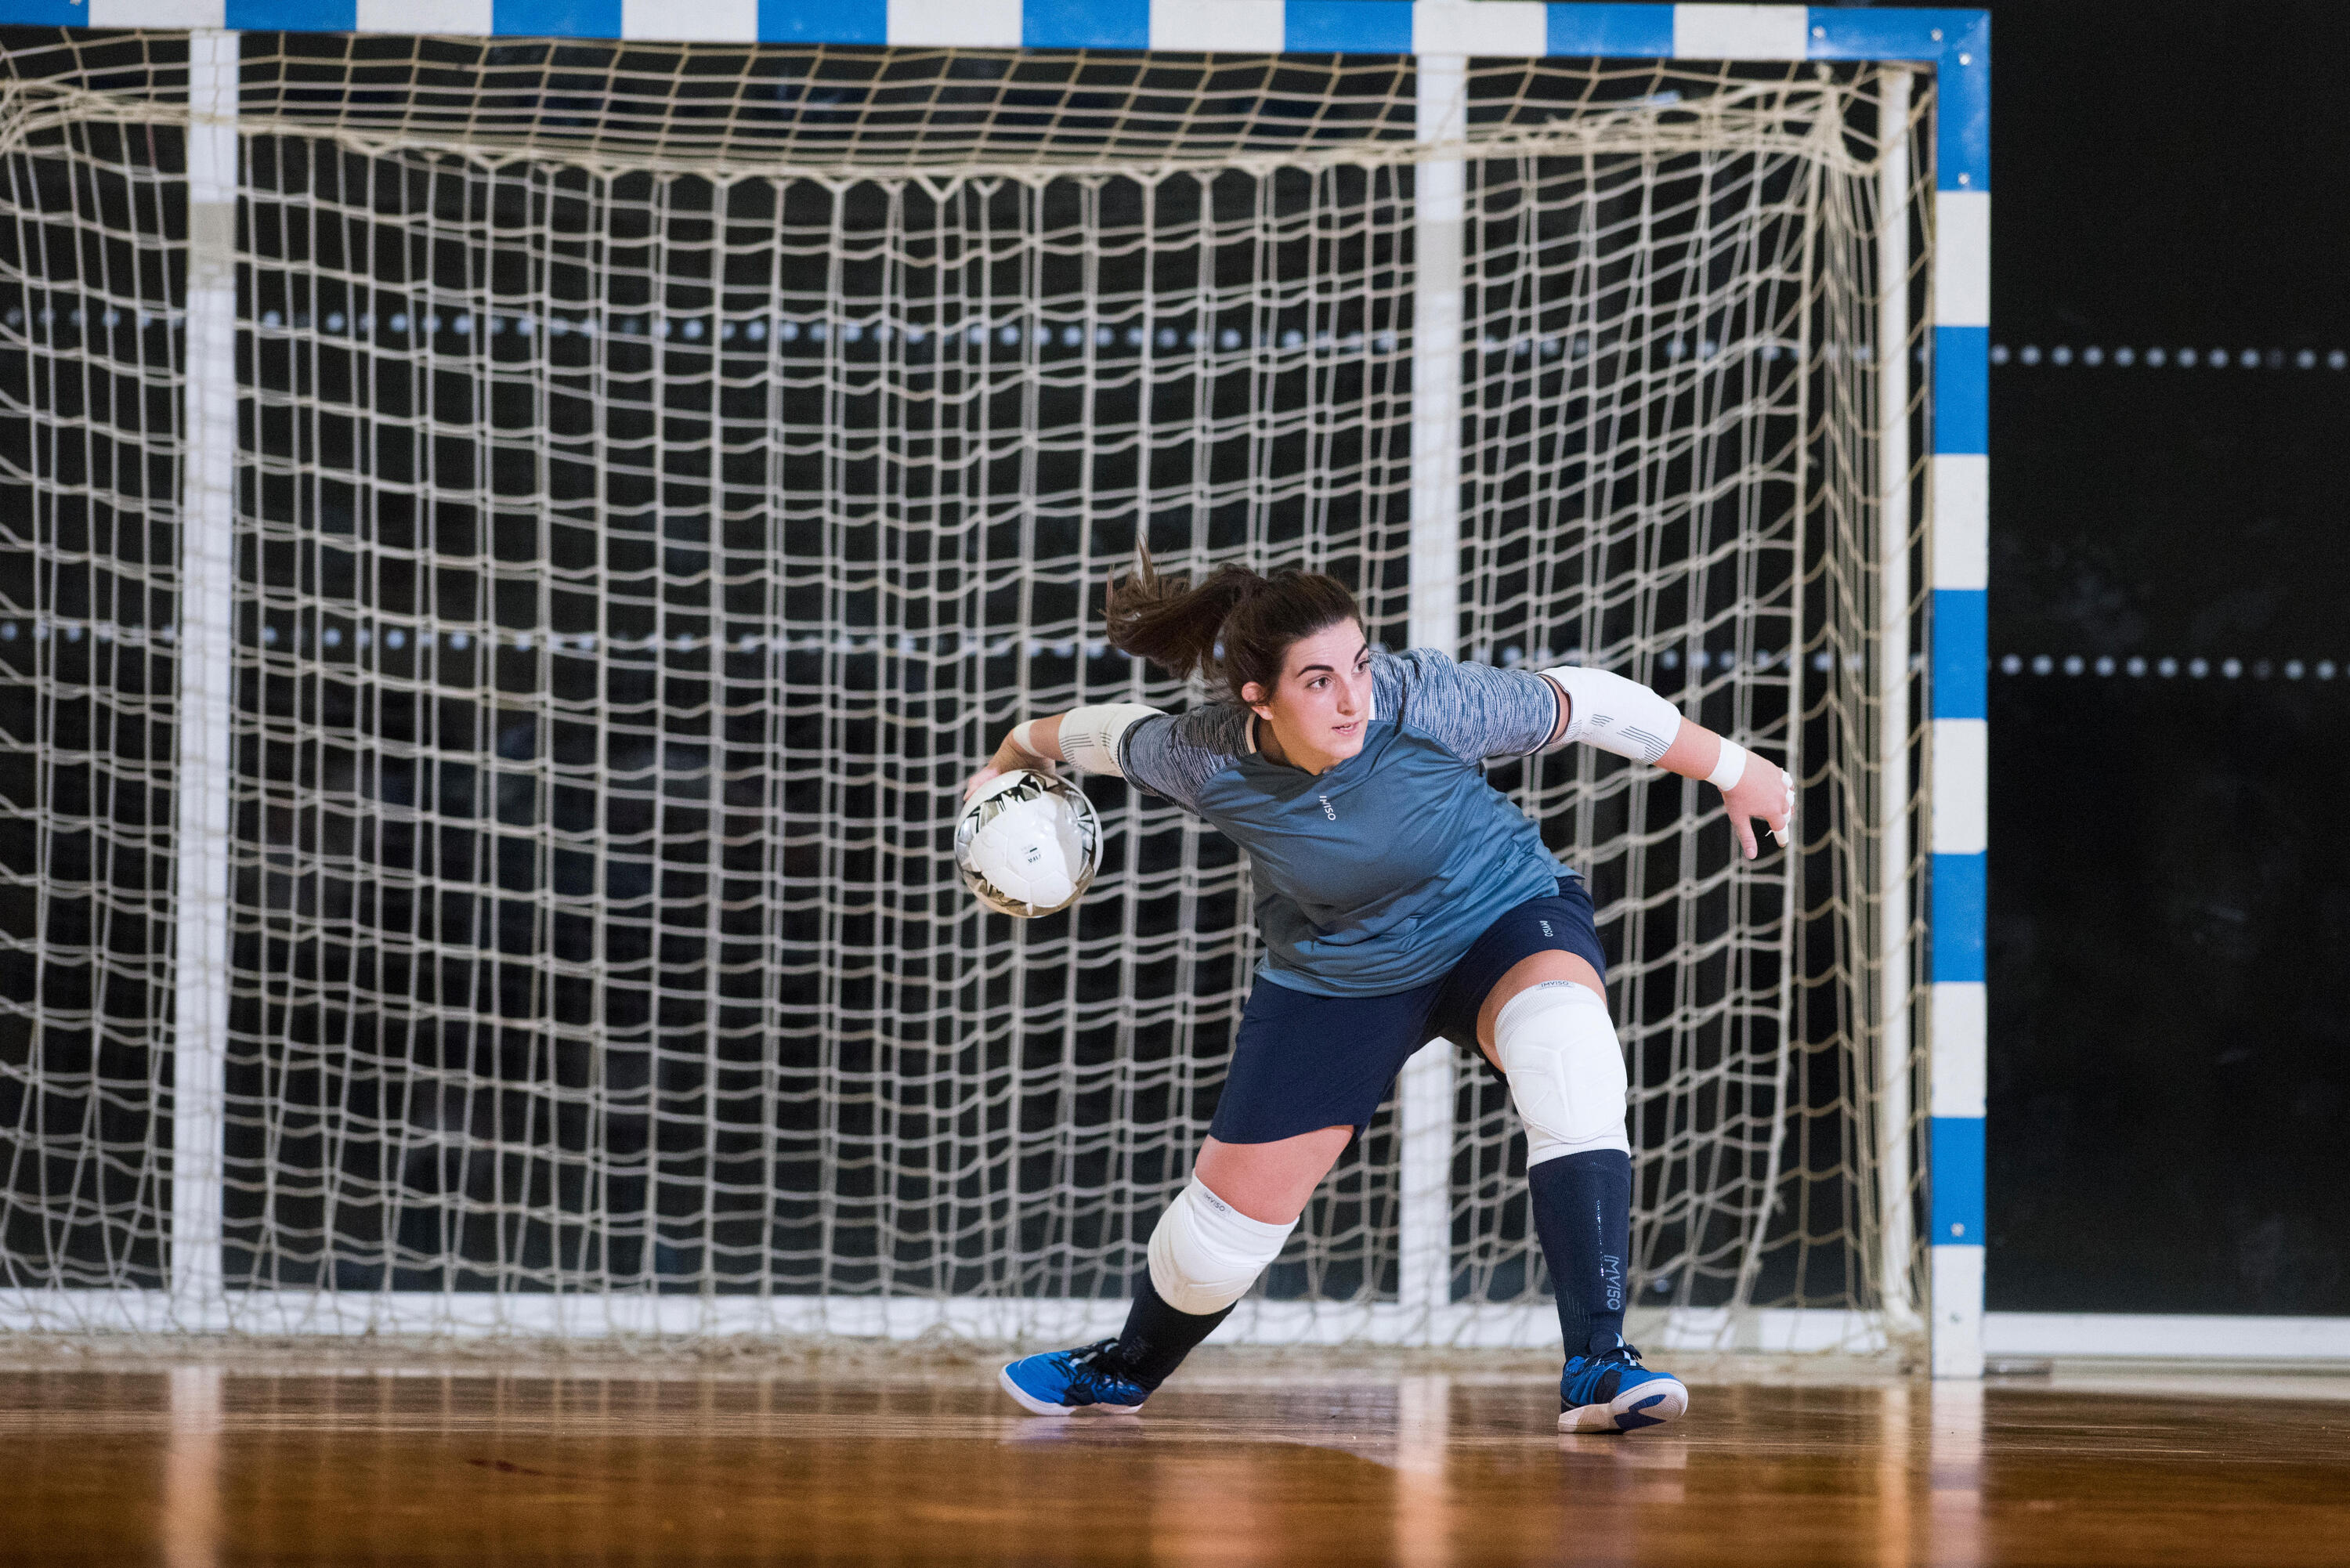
xmin=966 ymin=555 xmax=1792 ymax=1433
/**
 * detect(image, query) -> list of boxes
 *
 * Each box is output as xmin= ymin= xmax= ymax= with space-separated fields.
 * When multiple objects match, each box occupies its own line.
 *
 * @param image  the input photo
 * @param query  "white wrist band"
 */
xmin=1008 ymin=719 xmax=1041 ymax=758
xmin=1707 ymin=739 xmax=1749 ymax=791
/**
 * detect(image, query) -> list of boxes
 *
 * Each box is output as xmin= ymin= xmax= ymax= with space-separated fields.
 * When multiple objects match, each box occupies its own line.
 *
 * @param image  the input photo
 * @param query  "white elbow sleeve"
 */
xmin=1056 ymin=703 xmax=1162 ymax=776
xmin=1539 ymin=666 xmax=1683 ymax=765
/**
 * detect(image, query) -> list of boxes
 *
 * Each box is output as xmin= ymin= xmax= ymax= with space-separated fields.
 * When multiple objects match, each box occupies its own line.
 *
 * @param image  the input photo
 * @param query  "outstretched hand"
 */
xmin=962 ymin=732 xmax=1040 ymax=802
xmin=965 ymin=716 xmax=1067 ymax=801
xmin=960 ymin=762 xmax=1011 ymax=803
xmin=1721 ymin=753 xmax=1795 ymax=860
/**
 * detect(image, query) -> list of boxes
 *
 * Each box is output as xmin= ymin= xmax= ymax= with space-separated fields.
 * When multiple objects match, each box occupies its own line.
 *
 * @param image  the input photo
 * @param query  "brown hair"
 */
xmin=1103 ymin=546 xmax=1363 ymax=705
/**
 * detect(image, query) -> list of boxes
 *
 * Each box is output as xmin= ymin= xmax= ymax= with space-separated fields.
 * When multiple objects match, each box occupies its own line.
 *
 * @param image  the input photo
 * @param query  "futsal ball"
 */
xmin=955 ymin=768 xmax=1101 ymax=918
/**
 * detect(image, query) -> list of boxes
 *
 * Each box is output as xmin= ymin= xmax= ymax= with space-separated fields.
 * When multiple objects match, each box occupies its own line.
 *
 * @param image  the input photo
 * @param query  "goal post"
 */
xmin=0 ymin=3 xmax=1989 ymax=1375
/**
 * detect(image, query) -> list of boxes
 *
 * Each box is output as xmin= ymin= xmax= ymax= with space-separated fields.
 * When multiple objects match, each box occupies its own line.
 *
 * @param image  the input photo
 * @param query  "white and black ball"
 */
xmin=955 ymin=768 xmax=1101 ymax=918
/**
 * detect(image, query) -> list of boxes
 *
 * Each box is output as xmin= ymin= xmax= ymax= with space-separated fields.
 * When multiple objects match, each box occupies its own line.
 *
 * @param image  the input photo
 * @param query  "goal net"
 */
xmin=0 ymin=28 xmax=1935 ymax=1348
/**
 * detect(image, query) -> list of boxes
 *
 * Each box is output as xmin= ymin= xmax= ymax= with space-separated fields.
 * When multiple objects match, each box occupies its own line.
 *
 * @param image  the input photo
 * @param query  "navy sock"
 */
xmin=1528 ymin=1149 xmax=1632 ymax=1357
xmin=1103 ymin=1275 xmax=1233 ymax=1391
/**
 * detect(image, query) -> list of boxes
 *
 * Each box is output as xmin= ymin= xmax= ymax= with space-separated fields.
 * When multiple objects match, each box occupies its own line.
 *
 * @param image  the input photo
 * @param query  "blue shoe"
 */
xmin=999 ymin=1339 xmax=1150 ymax=1416
xmin=1559 ymin=1335 xmax=1688 ymax=1433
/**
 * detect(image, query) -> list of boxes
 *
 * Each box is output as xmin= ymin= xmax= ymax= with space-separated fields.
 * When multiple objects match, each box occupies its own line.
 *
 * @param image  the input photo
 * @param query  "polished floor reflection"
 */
xmin=2 ymin=1355 xmax=2346 ymax=1565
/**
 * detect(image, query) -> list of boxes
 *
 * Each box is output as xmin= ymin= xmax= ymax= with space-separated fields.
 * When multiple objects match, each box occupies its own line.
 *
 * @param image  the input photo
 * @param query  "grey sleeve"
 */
xmin=1115 ymin=704 xmax=1250 ymax=814
xmin=1386 ymin=648 xmax=1562 ymax=764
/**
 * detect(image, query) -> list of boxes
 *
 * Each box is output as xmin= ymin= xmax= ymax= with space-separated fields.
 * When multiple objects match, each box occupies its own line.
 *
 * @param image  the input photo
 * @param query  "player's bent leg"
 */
xmin=1491 ymin=977 xmax=1688 ymax=1435
xmin=1000 ymin=1131 xmax=1343 ymax=1416
xmin=1191 ymin=1126 xmax=1354 ymax=1227
xmin=998 ymin=1174 xmax=1299 ymax=1416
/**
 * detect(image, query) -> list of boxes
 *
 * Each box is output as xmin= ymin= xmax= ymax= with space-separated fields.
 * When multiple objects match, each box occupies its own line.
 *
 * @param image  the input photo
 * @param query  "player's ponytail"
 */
xmin=1104 ymin=545 xmax=1361 ymax=704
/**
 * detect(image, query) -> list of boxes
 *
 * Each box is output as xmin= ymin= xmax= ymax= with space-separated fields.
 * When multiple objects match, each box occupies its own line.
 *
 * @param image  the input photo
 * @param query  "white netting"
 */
xmin=0 ymin=31 xmax=1930 ymax=1343
xmin=1456 ymin=119 xmax=1930 ymax=1326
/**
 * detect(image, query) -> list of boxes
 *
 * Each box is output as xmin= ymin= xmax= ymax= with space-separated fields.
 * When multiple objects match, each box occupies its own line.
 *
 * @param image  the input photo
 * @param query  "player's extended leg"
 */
xmin=1480 ymin=953 xmax=1689 ymax=1434
xmin=998 ymin=1126 xmax=1350 ymax=1415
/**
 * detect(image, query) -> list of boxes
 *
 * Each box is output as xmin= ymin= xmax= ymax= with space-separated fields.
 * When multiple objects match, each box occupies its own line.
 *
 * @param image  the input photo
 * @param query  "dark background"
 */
xmin=1974 ymin=0 xmax=2350 ymax=1312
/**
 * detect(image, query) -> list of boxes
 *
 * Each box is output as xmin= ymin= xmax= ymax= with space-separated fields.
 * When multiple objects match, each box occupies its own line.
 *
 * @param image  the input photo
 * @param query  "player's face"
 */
xmin=1247 ymin=620 xmax=1373 ymax=775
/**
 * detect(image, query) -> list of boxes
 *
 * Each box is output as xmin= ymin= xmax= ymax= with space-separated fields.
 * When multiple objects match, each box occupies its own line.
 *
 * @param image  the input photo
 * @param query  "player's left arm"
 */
xmin=1536 ymin=667 xmax=1795 ymax=861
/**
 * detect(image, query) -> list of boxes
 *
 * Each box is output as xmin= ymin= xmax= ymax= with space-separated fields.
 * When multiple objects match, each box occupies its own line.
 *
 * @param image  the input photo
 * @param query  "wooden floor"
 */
xmin=3 ymin=1353 xmax=2348 ymax=1566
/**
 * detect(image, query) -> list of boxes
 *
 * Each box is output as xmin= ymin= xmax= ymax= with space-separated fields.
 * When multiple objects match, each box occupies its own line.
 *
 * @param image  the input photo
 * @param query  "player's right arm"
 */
xmin=960 ymin=703 xmax=1170 ymax=802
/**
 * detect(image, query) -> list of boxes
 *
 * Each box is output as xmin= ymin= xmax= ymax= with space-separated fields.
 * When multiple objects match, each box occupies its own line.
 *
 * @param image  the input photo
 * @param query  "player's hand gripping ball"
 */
xmin=955 ymin=769 xmax=1101 ymax=918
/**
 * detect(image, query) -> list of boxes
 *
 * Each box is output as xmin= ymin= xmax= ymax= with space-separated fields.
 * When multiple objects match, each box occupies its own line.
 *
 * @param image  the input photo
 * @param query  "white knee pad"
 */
xmin=1494 ymin=980 xmax=1631 ymax=1165
xmin=1146 ymin=1177 xmax=1297 ymax=1316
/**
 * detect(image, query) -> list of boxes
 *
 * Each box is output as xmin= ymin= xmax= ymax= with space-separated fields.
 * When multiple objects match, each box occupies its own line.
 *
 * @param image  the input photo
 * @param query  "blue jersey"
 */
xmin=1118 ymin=649 xmax=1570 ymax=997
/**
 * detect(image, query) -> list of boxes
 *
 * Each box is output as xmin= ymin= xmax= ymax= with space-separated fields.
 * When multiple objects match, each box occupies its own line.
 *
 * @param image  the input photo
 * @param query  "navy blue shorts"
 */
xmin=1206 ymin=877 xmax=1607 ymax=1147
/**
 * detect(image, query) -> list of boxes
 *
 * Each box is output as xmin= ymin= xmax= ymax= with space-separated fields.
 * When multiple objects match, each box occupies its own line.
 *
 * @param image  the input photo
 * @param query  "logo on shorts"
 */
xmin=1318 ymin=794 xmax=1336 ymax=821
xmin=1539 ymin=919 xmax=1553 ymax=938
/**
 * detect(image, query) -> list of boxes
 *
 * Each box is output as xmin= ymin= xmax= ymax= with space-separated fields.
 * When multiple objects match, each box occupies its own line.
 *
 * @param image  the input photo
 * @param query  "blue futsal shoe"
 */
xmin=1558 ymin=1335 xmax=1689 ymax=1433
xmin=999 ymin=1339 xmax=1150 ymax=1416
